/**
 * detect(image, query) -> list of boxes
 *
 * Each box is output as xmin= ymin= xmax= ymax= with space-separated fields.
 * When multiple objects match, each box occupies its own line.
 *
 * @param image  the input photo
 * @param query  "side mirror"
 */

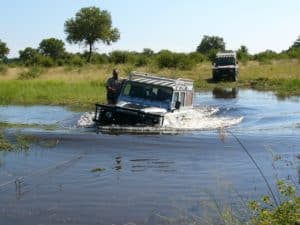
xmin=175 ymin=101 xmax=181 ymax=110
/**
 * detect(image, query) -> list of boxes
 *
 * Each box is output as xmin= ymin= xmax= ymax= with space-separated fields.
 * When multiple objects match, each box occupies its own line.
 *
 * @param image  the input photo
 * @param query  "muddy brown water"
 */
xmin=0 ymin=89 xmax=299 ymax=225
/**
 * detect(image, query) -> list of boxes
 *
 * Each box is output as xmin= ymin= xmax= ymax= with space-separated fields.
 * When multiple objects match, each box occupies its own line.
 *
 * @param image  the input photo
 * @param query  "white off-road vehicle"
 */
xmin=94 ymin=71 xmax=194 ymax=127
xmin=212 ymin=52 xmax=238 ymax=81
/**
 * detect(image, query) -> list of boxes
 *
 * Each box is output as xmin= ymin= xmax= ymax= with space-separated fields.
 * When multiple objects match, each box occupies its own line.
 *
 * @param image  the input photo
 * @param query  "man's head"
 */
xmin=112 ymin=69 xmax=119 ymax=79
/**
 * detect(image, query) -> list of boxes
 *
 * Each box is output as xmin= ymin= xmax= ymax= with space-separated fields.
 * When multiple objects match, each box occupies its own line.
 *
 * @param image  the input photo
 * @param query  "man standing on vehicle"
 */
xmin=106 ymin=69 xmax=122 ymax=104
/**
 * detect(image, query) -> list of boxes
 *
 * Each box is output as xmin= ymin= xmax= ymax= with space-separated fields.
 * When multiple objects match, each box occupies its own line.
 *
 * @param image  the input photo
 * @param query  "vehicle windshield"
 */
xmin=215 ymin=57 xmax=236 ymax=66
xmin=121 ymin=81 xmax=173 ymax=102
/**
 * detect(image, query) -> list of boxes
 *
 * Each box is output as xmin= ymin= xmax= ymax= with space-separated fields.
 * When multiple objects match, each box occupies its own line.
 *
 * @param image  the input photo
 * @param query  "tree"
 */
xmin=64 ymin=6 xmax=120 ymax=62
xmin=196 ymin=35 xmax=225 ymax=55
xmin=290 ymin=36 xmax=300 ymax=49
xmin=142 ymin=48 xmax=154 ymax=56
xmin=237 ymin=45 xmax=250 ymax=61
xmin=0 ymin=40 xmax=9 ymax=60
xmin=237 ymin=45 xmax=249 ymax=55
xmin=19 ymin=47 xmax=40 ymax=65
xmin=39 ymin=38 xmax=65 ymax=60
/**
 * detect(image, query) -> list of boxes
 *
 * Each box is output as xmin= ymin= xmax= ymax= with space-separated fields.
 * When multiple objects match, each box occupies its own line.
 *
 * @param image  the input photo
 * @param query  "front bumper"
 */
xmin=213 ymin=68 xmax=236 ymax=77
xmin=93 ymin=104 xmax=164 ymax=126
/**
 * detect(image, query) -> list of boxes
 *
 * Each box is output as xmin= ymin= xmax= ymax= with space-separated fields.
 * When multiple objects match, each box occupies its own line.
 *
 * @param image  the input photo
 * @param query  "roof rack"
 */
xmin=129 ymin=71 xmax=194 ymax=87
xmin=216 ymin=52 xmax=237 ymax=58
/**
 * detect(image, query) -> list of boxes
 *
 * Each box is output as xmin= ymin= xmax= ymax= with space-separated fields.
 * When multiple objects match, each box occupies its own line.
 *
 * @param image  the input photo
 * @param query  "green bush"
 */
xmin=19 ymin=47 xmax=40 ymax=66
xmin=68 ymin=55 xmax=84 ymax=67
xmin=156 ymin=50 xmax=196 ymax=70
xmin=0 ymin=63 xmax=8 ymax=75
xmin=188 ymin=52 xmax=207 ymax=63
xmin=126 ymin=52 xmax=139 ymax=65
xmin=134 ymin=55 xmax=149 ymax=67
xmin=18 ymin=67 xmax=44 ymax=80
xmin=176 ymin=53 xmax=196 ymax=70
xmin=109 ymin=51 xmax=129 ymax=64
xmin=156 ymin=50 xmax=175 ymax=68
xmin=37 ymin=55 xmax=55 ymax=67
xmin=56 ymin=59 xmax=65 ymax=66
xmin=254 ymin=50 xmax=279 ymax=63
xmin=236 ymin=45 xmax=251 ymax=63
xmin=90 ymin=53 xmax=109 ymax=64
xmin=109 ymin=51 xmax=150 ymax=65
xmin=207 ymin=49 xmax=219 ymax=62
xmin=249 ymin=180 xmax=300 ymax=225
xmin=287 ymin=48 xmax=300 ymax=59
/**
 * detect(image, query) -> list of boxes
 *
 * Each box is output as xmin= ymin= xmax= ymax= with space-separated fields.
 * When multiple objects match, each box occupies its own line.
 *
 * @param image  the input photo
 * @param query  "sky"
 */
xmin=0 ymin=0 xmax=299 ymax=58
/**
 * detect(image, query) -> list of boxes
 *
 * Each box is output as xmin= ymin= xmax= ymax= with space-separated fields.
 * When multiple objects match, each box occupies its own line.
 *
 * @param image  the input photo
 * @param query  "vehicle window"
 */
xmin=215 ymin=57 xmax=236 ymax=66
xmin=174 ymin=92 xmax=179 ymax=102
xmin=121 ymin=82 xmax=173 ymax=102
xmin=156 ymin=88 xmax=172 ymax=102
xmin=180 ymin=92 xmax=185 ymax=106
xmin=123 ymin=83 xmax=131 ymax=95
xmin=185 ymin=92 xmax=193 ymax=106
xmin=130 ymin=84 xmax=145 ymax=98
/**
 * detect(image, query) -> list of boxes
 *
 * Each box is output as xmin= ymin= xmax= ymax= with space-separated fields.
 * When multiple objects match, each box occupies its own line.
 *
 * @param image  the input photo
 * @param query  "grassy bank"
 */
xmin=0 ymin=80 xmax=106 ymax=109
xmin=0 ymin=60 xmax=300 ymax=108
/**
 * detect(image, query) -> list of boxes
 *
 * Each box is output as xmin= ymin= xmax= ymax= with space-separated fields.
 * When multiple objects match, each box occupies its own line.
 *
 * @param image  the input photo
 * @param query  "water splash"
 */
xmin=77 ymin=107 xmax=243 ymax=133
xmin=77 ymin=112 xmax=95 ymax=128
xmin=163 ymin=107 xmax=243 ymax=130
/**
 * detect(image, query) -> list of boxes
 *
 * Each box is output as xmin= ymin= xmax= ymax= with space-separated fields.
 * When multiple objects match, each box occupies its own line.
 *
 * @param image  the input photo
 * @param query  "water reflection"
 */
xmin=15 ymin=178 xmax=24 ymax=200
xmin=115 ymin=156 xmax=122 ymax=171
xmin=212 ymin=87 xmax=238 ymax=99
xmin=130 ymin=158 xmax=175 ymax=172
xmin=276 ymin=95 xmax=300 ymax=102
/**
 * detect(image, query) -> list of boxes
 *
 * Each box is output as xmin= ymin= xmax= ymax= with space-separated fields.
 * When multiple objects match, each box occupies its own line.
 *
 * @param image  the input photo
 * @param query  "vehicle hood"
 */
xmin=116 ymin=101 xmax=167 ymax=114
xmin=117 ymin=96 xmax=171 ymax=111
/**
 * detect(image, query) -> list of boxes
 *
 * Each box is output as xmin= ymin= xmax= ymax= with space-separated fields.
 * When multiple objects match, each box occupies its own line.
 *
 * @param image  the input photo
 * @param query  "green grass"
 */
xmin=0 ymin=60 xmax=299 ymax=108
xmin=0 ymin=80 xmax=106 ymax=110
xmin=276 ymin=79 xmax=300 ymax=97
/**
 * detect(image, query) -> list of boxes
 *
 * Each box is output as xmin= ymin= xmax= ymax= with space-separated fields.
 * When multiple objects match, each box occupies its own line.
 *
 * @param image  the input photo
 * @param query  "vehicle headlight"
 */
xmin=105 ymin=111 xmax=112 ymax=119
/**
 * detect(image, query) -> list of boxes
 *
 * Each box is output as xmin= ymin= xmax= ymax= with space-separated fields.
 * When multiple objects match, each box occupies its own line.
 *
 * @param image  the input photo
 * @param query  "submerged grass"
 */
xmin=0 ymin=60 xmax=299 ymax=107
xmin=0 ymin=129 xmax=13 ymax=151
xmin=0 ymin=128 xmax=59 ymax=151
xmin=90 ymin=167 xmax=106 ymax=173
xmin=0 ymin=121 xmax=58 ymax=130
xmin=0 ymin=130 xmax=31 ymax=151
xmin=14 ymin=135 xmax=59 ymax=149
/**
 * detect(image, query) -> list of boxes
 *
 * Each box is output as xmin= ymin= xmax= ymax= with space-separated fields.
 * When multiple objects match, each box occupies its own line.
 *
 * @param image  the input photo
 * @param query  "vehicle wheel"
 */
xmin=212 ymin=74 xmax=218 ymax=82
xmin=232 ymin=72 xmax=238 ymax=82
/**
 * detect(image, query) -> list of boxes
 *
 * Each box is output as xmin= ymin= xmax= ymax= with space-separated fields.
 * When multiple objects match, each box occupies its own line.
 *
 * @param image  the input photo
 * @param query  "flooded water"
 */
xmin=0 ymin=89 xmax=299 ymax=225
